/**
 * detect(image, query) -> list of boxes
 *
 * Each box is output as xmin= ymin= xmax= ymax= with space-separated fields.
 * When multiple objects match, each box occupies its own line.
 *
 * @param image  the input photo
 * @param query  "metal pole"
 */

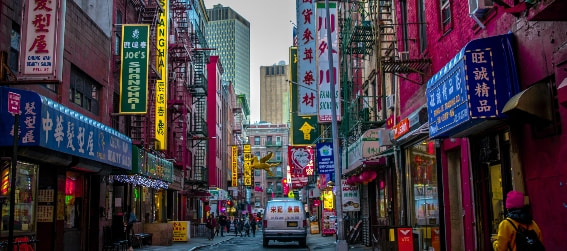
xmin=8 ymin=113 xmax=20 ymax=251
xmin=324 ymin=1 xmax=347 ymax=250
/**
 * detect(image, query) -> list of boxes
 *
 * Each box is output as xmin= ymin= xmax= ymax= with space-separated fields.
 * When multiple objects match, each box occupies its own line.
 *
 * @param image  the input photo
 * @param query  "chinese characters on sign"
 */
xmin=290 ymin=47 xmax=318 ymax=145
xmin=232 ymin=146 xmax=238 ymax=187
xmin=120 ymin=25 xmax=150 ymax=114
xmin=288 ymin=146 xmax=313 ymax=188
xmin=20 ymin=0 xmax=63 ymax=80
xmin=0 ymin=88 xmax=133 ymax=170
xmin=467 ymin=49 xmax=497 ymax=118
xmin=155 ymin=0 xmax=169 ymax=150
xmin=243 ymin=144 xmax=252 ymax=186
xmin=316 ymin=2 xmax=341 ymax=123
xmin=297 ymin=0 xmax=317 ymax=115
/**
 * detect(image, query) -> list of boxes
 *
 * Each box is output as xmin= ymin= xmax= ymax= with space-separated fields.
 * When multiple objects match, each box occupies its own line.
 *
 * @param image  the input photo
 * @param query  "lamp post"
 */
xmin=323 ymin=1 xmax=347 ymax=250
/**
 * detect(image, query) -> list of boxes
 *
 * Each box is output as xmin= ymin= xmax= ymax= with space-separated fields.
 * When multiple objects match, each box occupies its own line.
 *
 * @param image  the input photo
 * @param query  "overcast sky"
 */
xmin=203 ymin=0 xmax=297 ymax=123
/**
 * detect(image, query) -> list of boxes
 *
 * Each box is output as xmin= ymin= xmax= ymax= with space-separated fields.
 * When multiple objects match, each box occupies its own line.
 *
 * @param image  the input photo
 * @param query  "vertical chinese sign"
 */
xmin=19 ymin=0 xmax=64 ymax=81
xmin=466 ymin=48 xmax=497 ymax=119
xmin=297 ymin=0 xmax=317 ymax=116
xmin=119 ymin=25 xmax=150 ymax=114
xmin=290 ymin=47 xmax=318 ymax=146
xmin=316 ymin=2 xmax=341 ymax=123
xmin=288 ymin=146 xmax=313 ymax=189
xmin=231 ymin=145 xmax=238 ymax=187
xmin=243 ymin=144 xmax=252 ymax=186
xmin=155 ymin=0 xmax=169 ymax=150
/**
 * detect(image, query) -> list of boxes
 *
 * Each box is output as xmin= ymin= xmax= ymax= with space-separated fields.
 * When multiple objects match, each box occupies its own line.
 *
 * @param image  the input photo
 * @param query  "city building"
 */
xmin=206 ymin=4 xmax=251 ymax=106
xmin=247 ymin=123 xmax=289 ymax=212
xmin=260 ymin=62 xmax=291 ymax=125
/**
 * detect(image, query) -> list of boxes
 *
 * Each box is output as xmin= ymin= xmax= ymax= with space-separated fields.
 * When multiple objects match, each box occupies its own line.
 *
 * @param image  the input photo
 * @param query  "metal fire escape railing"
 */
xmin=187 ymin=12 xmax=209 ymax=185
xmin=127 ymin=0 xmax=162 ymax=146
xmin=168 ymin=0 xmax=192 ymax=172
xmin=378 ymin=0 xmax=430 ymax=78
xmin=340 ymin=0 xmax=382 ymax=145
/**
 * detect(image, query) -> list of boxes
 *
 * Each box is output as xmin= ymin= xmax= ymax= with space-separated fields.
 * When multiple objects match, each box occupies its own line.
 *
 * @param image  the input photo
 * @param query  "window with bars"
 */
xmin=69 ymin=66 xmax=100 ymax=114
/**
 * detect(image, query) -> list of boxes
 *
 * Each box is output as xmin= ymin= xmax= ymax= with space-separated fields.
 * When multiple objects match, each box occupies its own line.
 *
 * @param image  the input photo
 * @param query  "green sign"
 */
xmin=120 ymin=24 xmax=149 ymax=114
xmin=290 ymin=47 xmax=318 ymax=145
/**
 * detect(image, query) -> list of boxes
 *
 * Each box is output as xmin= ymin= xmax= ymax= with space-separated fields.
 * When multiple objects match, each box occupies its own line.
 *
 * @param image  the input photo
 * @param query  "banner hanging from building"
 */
xmin=119 ymin=25 xmax=149 ymax=114
xmin=232 ymin=145 xmax=238 ymax=187
xmin=297 ymin=0 xmax=317 ymax=115
xmin=288 ymin=146 xmax=313 ymax=189
xmin=155 ymin=0 xmax=169 ymax=150
xmin=290 ymin=47 xmax=319 ymax=145
xmin=18 ymin=0 xmax=64 ymax=81
xmin=243 ymin=144 xmax=252 ymax=186
xmin=316 ymin=142 xmax=335 ymax=174
xmin=316 ymin=2 xmax=341 ymax=123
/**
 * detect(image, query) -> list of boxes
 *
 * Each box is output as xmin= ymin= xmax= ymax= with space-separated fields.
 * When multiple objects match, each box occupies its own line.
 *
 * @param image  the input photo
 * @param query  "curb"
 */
xmin=189 ymin=236 xmax=235 ymax=251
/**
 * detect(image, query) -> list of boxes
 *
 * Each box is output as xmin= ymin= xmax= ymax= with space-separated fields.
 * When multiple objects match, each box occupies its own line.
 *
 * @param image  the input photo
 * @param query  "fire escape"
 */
xmin=378 ymin=0 xmax=430 ymax=83
xmin=186 ymin=14 xmax=210 ymax=187
xmin=127 ymin=0 xmax=163 ymax=147
xmin=168 ymin=0 xmax=192 ymax=177
xmin=339 ymin=1 xmax=381 ymax=144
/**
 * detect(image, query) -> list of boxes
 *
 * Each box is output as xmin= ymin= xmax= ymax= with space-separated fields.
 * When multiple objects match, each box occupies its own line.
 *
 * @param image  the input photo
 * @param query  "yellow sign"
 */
xmin=243 ymin=144 xmax=252 ymax=186
xmin=169 ymin=221 xmax=189 ymax=241
xmin=231 ymin=146 xmax=238 ymax=186
xmin=154 ymin=0 xmax=168 ymax=150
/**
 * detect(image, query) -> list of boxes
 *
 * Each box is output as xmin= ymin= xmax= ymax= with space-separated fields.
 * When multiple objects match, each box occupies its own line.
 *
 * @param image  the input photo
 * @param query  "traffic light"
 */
xmin=227 ymin=200 xmax=233 ymax=207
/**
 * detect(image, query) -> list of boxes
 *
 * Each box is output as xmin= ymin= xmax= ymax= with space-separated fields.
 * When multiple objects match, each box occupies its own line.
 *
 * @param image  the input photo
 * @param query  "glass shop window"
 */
xmin=64 ymin=172 xmax=84 ymax=229
xmin=1 ymin=161 xmax=38 ymax=234
xmin=406 ymin=140 xmax=439 ymax=250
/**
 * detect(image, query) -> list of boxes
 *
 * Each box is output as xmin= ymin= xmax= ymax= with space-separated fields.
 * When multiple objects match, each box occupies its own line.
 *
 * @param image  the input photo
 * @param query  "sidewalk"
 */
xmin=134 ymin=230 xmax=374 ymax=251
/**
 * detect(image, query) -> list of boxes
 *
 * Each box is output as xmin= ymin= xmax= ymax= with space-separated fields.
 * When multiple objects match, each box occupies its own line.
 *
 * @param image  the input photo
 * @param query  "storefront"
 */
xmin=425 ymin=33 xmax=521 ymax=251
xmin=109 ymin=146 xmax=173 ymax=246
xmin=0 ymin=87 xmax=132 ymax=251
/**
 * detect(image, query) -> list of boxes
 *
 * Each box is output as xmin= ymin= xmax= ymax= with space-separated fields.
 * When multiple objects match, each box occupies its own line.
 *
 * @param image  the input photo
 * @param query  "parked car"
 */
xmin=262 ymin=198 xmax=307 ymax=247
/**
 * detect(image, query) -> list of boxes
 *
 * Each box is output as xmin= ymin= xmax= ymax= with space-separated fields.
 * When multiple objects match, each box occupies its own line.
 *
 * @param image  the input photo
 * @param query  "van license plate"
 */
xmin=287 ymin=221 xmax=298 ymax=227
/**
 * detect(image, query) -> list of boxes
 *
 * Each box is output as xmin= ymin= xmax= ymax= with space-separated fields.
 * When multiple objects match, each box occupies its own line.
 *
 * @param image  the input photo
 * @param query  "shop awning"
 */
xmin=0 ymin=87 xmax=132 ymax=170
xmin=502 ymin=82 xmax=553 ymax=123
xmin=426 ymin=33 xmax=521 ymax=139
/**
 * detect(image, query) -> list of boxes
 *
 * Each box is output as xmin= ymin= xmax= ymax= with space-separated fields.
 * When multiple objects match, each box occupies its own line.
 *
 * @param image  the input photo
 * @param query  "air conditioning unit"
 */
xmin=469 ymin=0 xmax=493 ymax=18
xmin=385 ymin=95 xmax=394 ymax=110
xmin=398 ymin=51 xmax=409 ymax=61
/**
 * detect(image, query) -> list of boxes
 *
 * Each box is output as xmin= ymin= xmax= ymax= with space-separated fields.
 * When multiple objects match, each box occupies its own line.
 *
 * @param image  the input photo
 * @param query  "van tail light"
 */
xmin=263 ymin=219 xmax=267 ymax=228
xmin=303 ymin=219 xmax=307 ymax=228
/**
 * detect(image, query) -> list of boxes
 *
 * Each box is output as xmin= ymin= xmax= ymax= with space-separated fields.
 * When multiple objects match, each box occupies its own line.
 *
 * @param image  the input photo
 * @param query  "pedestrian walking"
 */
xmin=215 ymin=216 xmax=221 ymax=237
xmin=237 ymin=218 xmax=244 ymax=237
xmin=244 ymin=218 xmax=251 ymax=237
xmin=233 ymin=218 xmax=240 ymax=236
xmin=250 ymin=218 xmax=257 ymax=237
xmin=206 ymin=214 xmax=217 ymax=240
xmin=219 ymin=215 xmax=227 ymax=237
xmin=492 ymin=190 xmax=545 ymax=251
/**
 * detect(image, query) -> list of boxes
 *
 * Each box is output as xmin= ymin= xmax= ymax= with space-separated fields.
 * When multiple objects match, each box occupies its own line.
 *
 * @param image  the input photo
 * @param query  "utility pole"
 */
xmin=324 ymin=1 xmax=347 ymax=250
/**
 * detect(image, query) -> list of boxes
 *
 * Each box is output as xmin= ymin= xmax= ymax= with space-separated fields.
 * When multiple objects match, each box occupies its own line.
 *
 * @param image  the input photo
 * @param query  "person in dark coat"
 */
xmin=250 ymin=218 xmax=257 ymax=237
xmin=206 ymin=214 xmax=217 ymax=240
xmin=218 ymin=215 xmax=227 ymax=237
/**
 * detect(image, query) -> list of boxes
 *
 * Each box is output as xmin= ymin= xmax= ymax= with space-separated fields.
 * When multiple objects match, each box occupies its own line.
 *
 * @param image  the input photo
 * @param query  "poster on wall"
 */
xmin=341 ymin=179 xmax=360 ymax=212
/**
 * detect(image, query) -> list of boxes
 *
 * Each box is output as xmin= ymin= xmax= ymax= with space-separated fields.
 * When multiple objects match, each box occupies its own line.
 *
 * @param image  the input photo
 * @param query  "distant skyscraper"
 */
xmin=206 ymin=4 xmax=251 ymax=105
xmin=260 ymin=62 xmax=290 ymax=124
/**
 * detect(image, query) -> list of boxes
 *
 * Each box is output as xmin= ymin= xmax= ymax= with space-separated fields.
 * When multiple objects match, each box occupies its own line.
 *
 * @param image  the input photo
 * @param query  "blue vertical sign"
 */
xmin=316 ymin=142 xmax=334 ymax=174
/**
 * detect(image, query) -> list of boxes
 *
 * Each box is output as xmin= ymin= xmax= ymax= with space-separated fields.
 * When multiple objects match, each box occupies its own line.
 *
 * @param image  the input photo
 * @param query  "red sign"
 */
xmin=397 ymin=228 xmax=413 ymax=251
xmin=8 ymin=92 xmax=21 ymax=115
xmin=393 ymin=118 xmax=410 ymax=139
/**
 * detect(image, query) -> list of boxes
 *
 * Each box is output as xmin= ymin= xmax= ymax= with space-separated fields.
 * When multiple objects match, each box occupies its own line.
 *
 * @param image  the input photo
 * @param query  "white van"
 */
xmin=262 ymin=198 xmax=307 ymax=247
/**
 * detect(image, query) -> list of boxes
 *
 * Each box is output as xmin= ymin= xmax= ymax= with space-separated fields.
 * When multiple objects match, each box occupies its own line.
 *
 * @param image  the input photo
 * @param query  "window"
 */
xmin=418 ymin=0 xmax=428 ymax=52
xmin=267 ymin=136 xmax=272 ymax=145
xmin=275 ymin=151 xmax=282 ymax=161
xmin=276 ymin=136 xmax=281 ymax=145
xmin=254 ymin=136 xmax=260 ymax=146
xmin=276 ymin=167 xmax=282 ymax=177
xmin=69 ymin=66 xmax=100 ymax=114
xmin=255 ymin=170 xmax=261 ymax=176
xmin=440 ymin=0 xmax=452 ymax=33
xmin=115 ymin=11 xmax=122 ymax=56
xmin=9 ymin=24 xmax=20 ymax=77
xmin=1 ymin=161 xmax=38 ymax=234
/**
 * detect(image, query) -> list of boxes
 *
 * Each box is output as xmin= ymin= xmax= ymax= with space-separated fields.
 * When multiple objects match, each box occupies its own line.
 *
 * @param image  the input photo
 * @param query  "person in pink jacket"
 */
xmin=492 ymin=190 xmax=544 ymax=251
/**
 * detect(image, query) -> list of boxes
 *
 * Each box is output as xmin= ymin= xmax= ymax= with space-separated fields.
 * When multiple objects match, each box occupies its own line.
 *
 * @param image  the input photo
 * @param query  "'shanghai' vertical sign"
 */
xmin=119 ymin=25 xmax=149 ymax=114
xmin=155 ymin=0 xmax=169 ymax=150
